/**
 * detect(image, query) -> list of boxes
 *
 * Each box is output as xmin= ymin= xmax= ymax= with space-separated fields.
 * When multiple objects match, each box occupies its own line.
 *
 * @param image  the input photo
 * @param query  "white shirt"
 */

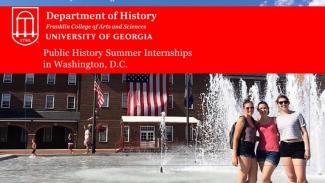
xmin=85 ymin=129 xmax=90 ymax=141
xmin=276 ymin=112 xmax=306 ymax=141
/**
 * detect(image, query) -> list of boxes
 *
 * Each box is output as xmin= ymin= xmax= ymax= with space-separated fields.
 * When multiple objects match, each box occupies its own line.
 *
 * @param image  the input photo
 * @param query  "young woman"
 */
xmin=232 ymin=99 xmax=258 ymax=183
xmin=67 ymin=133 xmax=74 ymax=154
xmin=276 ymin=95 xmax=310 ymax=183
xmin=256 ymin=101 xmax=280 ymax=183
xmin=31 ymin=138 xmax=37 ymax=158
xmin=84 ymin=125 xmax=91 ymax=154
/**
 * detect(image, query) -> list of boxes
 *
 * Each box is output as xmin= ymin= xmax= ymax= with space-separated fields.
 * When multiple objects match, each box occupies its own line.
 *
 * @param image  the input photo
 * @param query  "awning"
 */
xmin=121 ymin=116 xmax=200 ymax=124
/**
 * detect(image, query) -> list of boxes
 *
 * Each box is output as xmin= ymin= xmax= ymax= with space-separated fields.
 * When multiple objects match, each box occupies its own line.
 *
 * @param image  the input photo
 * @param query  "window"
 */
xmin=67 ymin=96 xmax=75 ymax=109
xmin=168 ymin=95 xmax=173 ymax=109
xmin=102 ymin=93 xmax=109 ymax=108
xmin=140 ymin=126 xmax=155 ymax=141
xmin=122 ymin=74 xmax=127 ymax=83
xmin=3 ymin=74 xmax=12 ymax=83
xmin=123 ymin=126 xmax=130 ymax=142
xmin=68 ymin=74 xmax=77 ymax=85
xmin=45 ymin=95 xmax=54 ymax=109
xmin=0 ymin=127 xmax=8 ymax=142
xmin=169 ymin=74 xmax=173 ymax=85
xmin=99 ymin=125 xmax=108 ymax=142
xmin=23 ymin=94 xmax=33 ymax=108
xmin=47 ymin=74 xmax=56 ymax=85
xmin=43 ymin=127 xmax=52 ymax=142
xmin=166 ymin=126 xmax=173 ymax=142
xmin=1 ymin=93 xmax=11 ymax=108
xmin=25 ymin=74 xmax=34 ymax=84
xmin=101 ymin=74 xmax=110 ymax=82
xmin=121 ymin=92 xmax=127 ymax=108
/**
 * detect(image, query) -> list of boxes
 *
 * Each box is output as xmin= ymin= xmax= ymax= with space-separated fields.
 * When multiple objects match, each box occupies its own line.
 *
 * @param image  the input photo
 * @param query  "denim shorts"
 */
xmin=256 ymin=150 xmax=280 ymax=166
xmin=280 ymin=141 xmax=305 ymax=159
xmin=237 ymin=141 xmax=256 ymax=158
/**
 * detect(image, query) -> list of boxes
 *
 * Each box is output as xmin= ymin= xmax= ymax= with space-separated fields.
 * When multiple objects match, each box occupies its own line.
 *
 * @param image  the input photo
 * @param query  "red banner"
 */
xmin=1 ymin=7 xmax=325 ymax=73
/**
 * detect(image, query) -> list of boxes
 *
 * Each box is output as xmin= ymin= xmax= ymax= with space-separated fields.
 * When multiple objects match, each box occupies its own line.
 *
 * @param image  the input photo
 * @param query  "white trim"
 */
xmin=47 ymin=74 xmax=56 ymax=85
xmin=123 ymin=125 xmax=130 ymax=142
xmin=45 ymin=95 xmax=54 ymax=109
xmin=23 ymin=94 xmax=33 ymax=108
xmin=1 ymin=93 xmax=11 ymax=108
xmin=98 ymin=125 xmax=108 ymax=142
xmin=121 ymin=116 xmax=199 ymax=124
xmin=25 ymin=74 xmax=34 ymax=84
xmin=0 ymin=119 xmax=31 ymax=122
xmin=66 ymin=95 xmax=76 ymax=109
xmin=33 ymin=120 xmax=77 ymax=123
xmin=68 ymin=74 xmax=77 ymax=85
xmin=3 ymin=74 xmax=12 ymax=83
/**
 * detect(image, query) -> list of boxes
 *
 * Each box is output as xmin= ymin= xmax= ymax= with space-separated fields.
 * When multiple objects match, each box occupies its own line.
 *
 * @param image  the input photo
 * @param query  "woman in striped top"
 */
xmin=276 ymin=95 xmax=310 ymax=183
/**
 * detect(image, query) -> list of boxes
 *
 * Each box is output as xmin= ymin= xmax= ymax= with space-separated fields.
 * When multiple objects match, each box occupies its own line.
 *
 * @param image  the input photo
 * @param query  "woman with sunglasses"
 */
xmin=256 ymin=101 xmax=280 ymax=183
xmin=276 ymin=95 xmax=310 ymax=183
xmin=232 ymin=99 xmax=258 ymax=183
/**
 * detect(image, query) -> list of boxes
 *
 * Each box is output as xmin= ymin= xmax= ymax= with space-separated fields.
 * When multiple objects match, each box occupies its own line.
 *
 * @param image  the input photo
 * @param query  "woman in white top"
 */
xmin=84 ymin=125 xmax=91 ymax=154
xmin=276 ymin=95 xmax=310 ymax=183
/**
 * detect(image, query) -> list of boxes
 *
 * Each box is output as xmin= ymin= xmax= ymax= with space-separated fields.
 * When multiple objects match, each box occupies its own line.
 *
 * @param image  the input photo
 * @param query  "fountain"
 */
xmin=2 ymin=74 xmax=325 ymax=183
xmin=198 ymin=73 xmax=325 ymax=175
xmin=160 ymin=112 xmax=167 ymax=173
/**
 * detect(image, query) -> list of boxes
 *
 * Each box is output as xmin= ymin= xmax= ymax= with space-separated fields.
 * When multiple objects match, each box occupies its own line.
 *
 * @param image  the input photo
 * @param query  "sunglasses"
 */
xmin=278 ymin=101 xmax=289 ymax=105
xmin=245 ymin=107 xmax=254 ymax=110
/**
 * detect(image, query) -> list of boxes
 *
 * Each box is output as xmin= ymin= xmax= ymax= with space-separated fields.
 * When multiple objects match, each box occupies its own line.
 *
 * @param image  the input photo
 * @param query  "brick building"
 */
xmin=0 ymin=74 xmax=281 ymax=150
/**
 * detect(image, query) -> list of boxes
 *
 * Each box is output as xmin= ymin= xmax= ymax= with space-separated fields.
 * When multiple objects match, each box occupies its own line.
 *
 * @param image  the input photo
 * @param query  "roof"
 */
xmin=0 ymin=110 xmax=80 ymax=122
xmin=121 ymin=116 xmax=200 ymax=124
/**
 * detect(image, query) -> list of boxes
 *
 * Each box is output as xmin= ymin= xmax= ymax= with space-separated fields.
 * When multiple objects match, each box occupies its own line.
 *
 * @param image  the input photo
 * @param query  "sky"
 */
xmin=0 ymin=0 xmax=324 ymax=6
xmin=0 ymin=0 xmax=305 ymax=6
xmin=0 ymin=0 xmax=324 ymax=7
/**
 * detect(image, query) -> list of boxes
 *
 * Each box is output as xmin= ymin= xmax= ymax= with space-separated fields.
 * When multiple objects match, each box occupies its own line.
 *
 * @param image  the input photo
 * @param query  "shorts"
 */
xmin=237 ymin=141 xmax=256 ymax=158
xmin=68 ymin=142 xmax=74 ymax=149
xmin=256 ymin=150 xmax=280 ymax=166
xmin=280 ymin=141 xmax=305 ymax=159
xmin=84 ymin=140 xmax=91 ymax=147
xmin=32 ymin=149 xmax=36 ymax=154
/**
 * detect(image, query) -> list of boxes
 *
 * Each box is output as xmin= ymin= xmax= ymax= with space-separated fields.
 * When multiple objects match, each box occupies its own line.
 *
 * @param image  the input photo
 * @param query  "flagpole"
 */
xmin=92 ymin=74 xmax=97 ymax=154
xmin=186 ymin=74 xmax=190 ymax=147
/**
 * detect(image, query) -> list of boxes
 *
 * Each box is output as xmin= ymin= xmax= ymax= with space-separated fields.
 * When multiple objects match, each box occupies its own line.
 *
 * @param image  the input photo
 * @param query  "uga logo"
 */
xmin=12 ymin=7 xmax=39 ymax=46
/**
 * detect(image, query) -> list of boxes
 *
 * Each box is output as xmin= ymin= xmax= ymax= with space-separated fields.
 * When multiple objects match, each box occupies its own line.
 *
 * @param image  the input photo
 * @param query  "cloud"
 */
xmin=309 ymin=0 xmax=325 ymax=6
xmin=276 ymin=0 xmax=295 ymax=6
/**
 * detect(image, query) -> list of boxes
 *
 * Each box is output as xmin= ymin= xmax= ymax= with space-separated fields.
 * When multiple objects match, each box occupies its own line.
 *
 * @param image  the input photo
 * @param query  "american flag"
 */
xmin=94 ymin=80 xmax=104 ymax=107
xmin=127 ymin=74 xmax=168 ymax=116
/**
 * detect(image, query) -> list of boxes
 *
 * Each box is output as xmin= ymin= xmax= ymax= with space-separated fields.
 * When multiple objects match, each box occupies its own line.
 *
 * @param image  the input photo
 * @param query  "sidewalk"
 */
xmin=0 ymin=149 xmax=116 ymax=156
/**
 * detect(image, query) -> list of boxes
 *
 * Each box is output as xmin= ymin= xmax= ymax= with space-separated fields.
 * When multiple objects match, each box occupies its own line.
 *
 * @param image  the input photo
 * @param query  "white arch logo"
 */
xmin=12 ymin=7 xmax=39 ymax=46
